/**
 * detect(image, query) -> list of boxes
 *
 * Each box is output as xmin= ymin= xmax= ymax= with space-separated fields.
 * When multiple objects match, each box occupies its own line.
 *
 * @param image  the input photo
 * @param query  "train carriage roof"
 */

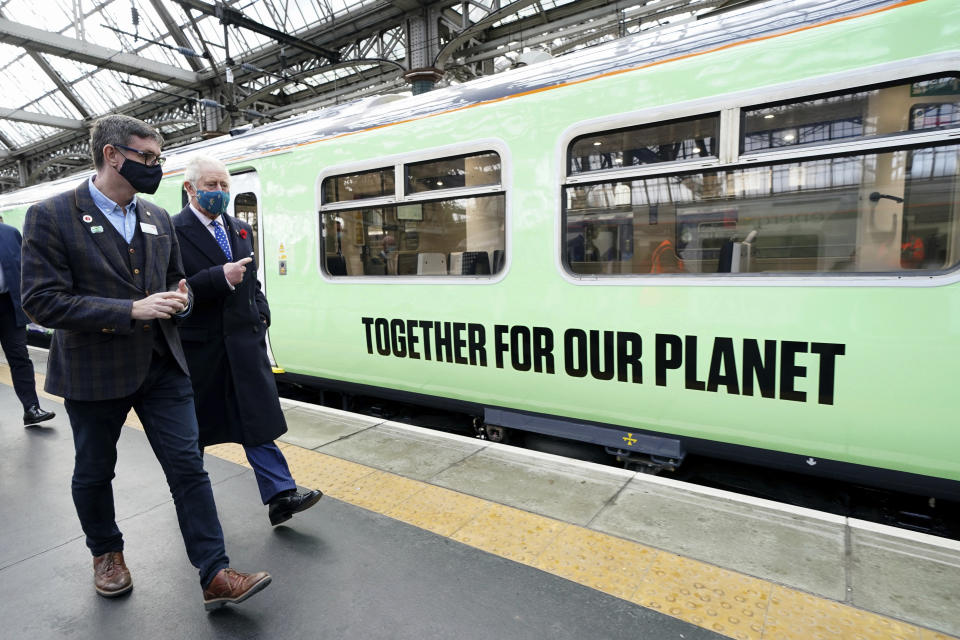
xmin=0 ymin=0 xmax=918 ymax=210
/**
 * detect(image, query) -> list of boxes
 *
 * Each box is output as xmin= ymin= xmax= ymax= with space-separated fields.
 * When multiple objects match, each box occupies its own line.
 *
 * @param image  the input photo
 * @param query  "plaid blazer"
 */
xmin=21 ymin=180 xmax=191 ymax=401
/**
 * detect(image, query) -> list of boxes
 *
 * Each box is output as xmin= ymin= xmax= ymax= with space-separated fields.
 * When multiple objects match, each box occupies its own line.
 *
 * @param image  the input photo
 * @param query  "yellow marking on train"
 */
xmin=2 ymin=366 xmax=954 ymax=640
xmin=622 ymin=433 xmax=638 ymax=446
xmin=271 ymin=367 xmax=285 ymax=374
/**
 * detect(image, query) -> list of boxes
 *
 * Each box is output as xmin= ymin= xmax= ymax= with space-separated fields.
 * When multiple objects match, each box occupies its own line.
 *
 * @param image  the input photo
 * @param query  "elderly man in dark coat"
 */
xmin=173 ymin=154 xmax=321 ymax=526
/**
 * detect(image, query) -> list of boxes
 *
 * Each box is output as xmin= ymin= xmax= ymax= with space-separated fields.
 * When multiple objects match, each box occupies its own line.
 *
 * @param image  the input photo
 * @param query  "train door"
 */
xmin=227 ymin=170 xmax=278 ymax=366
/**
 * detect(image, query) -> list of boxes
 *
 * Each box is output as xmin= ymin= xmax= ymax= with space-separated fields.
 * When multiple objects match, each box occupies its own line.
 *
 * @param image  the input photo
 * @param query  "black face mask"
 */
xmin=118 ymin=159 xmax=163 ymax=194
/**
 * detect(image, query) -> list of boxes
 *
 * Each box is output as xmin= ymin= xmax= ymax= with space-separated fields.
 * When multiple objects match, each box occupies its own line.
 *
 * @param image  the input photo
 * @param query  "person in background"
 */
xmin=0 ymin=221 xmax=55 ymax=426
xmin=20 ymin=114 xmax=270 ymax=611
xmin=173 ymin=154 xmax=322 ymax=527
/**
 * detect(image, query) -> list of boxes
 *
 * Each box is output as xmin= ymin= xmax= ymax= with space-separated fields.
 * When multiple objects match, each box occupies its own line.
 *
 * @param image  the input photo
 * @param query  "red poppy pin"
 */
xmin=239 ymin=229 xmax=248 ymax=239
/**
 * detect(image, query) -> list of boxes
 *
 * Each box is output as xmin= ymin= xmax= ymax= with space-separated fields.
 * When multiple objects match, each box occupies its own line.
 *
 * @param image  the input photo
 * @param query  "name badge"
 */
xmin=140 ymin=222 xmax=158 ymax=235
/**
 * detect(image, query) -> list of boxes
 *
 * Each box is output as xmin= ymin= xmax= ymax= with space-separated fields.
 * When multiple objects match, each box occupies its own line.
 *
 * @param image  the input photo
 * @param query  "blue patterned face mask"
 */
xmin=196 ymin=190 xmax=230 ymax=216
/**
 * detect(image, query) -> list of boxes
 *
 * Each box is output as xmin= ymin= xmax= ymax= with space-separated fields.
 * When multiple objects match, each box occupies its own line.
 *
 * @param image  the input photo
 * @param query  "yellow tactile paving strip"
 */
xmin=206 ymin=438 xmax=957 ymax=640
xmin=5 ymin=367 xmax=955 ymax=640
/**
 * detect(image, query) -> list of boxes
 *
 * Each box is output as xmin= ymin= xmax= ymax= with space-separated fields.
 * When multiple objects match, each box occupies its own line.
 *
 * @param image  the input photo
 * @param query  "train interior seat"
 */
xmin=417 ymin=252 xmax=448 ymax=275
xmin=363 ymin=257 xmax=386 ymax=275
xmin=327 ymin=255 xmax=348 ymax=275
xmin=397 ymin=251 xmax=419 ymax=275
xmin=449 ymin=251 xmax=491 ymax=275
xmin=492 ymin=249 xmax=504 ymax=273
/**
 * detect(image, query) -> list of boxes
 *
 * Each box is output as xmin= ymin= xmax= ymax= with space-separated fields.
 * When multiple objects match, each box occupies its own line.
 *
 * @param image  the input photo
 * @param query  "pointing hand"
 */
xmin=224 ymin=256 xmax=253 ymax=286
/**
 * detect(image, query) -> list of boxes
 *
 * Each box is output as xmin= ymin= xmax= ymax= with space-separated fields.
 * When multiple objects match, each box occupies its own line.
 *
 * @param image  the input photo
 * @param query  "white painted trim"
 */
xmin=280 ymin=397 xmax=384 ymax=427
xmin=848 ymin=517 xmax=960 ymax=552
xmin=631 ymin=472 xmax=847 ymax=524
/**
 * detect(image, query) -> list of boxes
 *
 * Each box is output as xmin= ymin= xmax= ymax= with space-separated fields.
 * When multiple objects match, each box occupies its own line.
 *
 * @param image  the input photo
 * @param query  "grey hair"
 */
xmin=89 ymin=115 xmax=163 ymax=169
xmin=184 ymin=154 xmax=229 ymax=186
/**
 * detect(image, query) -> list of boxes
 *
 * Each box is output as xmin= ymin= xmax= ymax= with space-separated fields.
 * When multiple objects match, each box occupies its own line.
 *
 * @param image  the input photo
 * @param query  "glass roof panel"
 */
xmin=0 ymin=0 xmax=386 ymax=149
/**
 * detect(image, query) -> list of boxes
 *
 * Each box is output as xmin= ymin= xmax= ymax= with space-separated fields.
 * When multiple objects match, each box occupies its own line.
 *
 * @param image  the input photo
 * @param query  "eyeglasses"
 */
xmin=114 ymin=144 xmax=166 ymax=167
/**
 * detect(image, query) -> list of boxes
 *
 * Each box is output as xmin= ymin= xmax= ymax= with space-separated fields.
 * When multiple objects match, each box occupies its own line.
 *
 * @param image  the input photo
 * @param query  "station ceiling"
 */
xmin=0 ymin=0 xmax=757 ymax=191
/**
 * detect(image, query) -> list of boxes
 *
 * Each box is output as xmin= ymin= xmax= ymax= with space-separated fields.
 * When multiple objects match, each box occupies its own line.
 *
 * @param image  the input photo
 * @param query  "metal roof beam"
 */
xmin=0 ymin=17 xmax=201 ymax=88
xmin=174 ymin=0 xmax=340 ymax=63
xmin=0 ymin=107 xmax=86 ymax=130
xmin=434 ymin=0 xmax=541 ymax=68
xmin=25 ymin=51 xmax=92 ymax=119
xmin=148 ymin=0 xmax=207 ymax=73
xmin=0 ymin=130 xmax=16 ymax=151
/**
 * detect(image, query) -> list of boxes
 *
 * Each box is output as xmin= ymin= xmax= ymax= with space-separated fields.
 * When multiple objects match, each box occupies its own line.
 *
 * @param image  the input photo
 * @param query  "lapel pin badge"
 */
xmin=82 ymin=214 xmax=93 ymax=223
xmin=90 ymin=225 xmax=104 ymax=234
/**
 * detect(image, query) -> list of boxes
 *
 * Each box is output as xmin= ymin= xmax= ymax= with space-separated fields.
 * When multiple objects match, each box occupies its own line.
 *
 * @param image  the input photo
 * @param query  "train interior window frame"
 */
xmin=559 ymin=64 xmax=960 ymax=285
xmin=404 ymin=150 xmax=502 ymax=195
xmin=317 ymin=141 xmax=510 ymax=282
xmin=321 ymin=165 xmax=396 ymax=205
xmin=567 ymin=112 xmax=722 ymax=177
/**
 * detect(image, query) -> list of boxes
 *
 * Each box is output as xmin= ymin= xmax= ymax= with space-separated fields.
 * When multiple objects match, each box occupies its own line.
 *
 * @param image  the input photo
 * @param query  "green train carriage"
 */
xmin=2 ymin=0 xmax=958 ymax=498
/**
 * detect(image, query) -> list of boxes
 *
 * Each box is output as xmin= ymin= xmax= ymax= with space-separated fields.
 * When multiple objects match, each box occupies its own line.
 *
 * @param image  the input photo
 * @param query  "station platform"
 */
xmin=1 ymin=348 xmax=958 ymax=640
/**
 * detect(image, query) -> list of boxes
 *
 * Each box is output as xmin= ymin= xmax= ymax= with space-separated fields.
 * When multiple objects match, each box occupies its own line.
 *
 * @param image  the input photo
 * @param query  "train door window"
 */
xmin=563 ymin=73 xmax=960 ymax=277
xmin=233 ymin=192 xmax=259 ymax=265
xmin=320 ymin=150 xmax=505 ymax=278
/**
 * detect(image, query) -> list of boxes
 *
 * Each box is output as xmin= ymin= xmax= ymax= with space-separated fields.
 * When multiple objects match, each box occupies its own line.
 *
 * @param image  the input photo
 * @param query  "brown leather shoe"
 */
xmin=93 ymin=551 xmax=132 ymax=597
xmin=202 ymin=568 xmax=271 ymax=611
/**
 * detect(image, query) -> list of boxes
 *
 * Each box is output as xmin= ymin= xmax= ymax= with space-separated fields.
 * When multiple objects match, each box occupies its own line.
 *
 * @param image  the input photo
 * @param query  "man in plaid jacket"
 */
xmin=21 ymin=114 xmax=270 ymax=611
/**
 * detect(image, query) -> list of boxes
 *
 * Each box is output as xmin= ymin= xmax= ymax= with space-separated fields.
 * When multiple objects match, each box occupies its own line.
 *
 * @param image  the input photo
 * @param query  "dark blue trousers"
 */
xmin=64 ymin=353 xmax=229 ymax=588
xmin=0 ymin=293 xmax=39 ymax=411
xmin=243 ymin=442 xmax=296 ymax=504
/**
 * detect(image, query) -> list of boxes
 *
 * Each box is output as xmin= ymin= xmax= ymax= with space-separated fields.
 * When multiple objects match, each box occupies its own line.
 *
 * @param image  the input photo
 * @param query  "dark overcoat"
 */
xmin=21 ymin=181 xmax=191 ymax=401
xmin=172 ymin=206 xmax=286 ymax=447
xmin=0 ymin=223 xmax=29 ymax=327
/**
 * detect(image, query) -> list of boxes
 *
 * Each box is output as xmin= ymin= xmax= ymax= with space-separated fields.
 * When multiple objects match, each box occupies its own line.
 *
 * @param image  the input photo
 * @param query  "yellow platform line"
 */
xmin=4 ymin=367 xmax=954 ymax=640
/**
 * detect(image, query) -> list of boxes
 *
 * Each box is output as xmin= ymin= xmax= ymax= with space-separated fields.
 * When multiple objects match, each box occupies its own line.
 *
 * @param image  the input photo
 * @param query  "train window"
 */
xmin=564 ymin=143 xmax=960 ymax=275
xmin=321 ymin=195 xmax=505 ymax=277
xmin=568 ymin=114 xmax=719 ymax=175
xmin=742 ymin=75 xmax=960 ymax=152
xmin=406 ymin=151 xmax=501 ymax=194
xmin=321 ymin=150 xmax=505 ymax=278
xmin=322 ymin=167 xmax=395 ymax=203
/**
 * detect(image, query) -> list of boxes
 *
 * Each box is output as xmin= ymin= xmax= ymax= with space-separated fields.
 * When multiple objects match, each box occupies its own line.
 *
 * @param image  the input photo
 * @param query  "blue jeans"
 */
xmin=64 ymin=353 xmax=229 ymax=588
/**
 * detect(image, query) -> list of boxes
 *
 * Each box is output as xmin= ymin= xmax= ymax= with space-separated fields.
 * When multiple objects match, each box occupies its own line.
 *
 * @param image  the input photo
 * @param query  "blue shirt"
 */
xmin=88 ymin=177 xmax=138 ymax=243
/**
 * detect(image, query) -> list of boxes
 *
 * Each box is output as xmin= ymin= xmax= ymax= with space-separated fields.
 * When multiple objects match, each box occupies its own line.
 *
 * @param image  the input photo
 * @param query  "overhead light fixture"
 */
xmin=593 ymin=141 xmax=602 ymax=146
xmin=764 ymin=114 xmax=775 ymax=119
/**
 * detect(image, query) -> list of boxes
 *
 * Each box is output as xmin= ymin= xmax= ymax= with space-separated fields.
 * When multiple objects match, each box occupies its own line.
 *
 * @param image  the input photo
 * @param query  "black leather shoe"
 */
xmin=24 ymin=404 xmax=55 ymax=426
xmin=268 ymin=488 xmax=322 ymax=526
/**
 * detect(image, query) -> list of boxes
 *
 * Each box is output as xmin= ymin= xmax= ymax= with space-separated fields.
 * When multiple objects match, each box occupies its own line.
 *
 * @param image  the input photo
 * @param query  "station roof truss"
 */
xmin=0 ymin=0 xmax=771 ymax=190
